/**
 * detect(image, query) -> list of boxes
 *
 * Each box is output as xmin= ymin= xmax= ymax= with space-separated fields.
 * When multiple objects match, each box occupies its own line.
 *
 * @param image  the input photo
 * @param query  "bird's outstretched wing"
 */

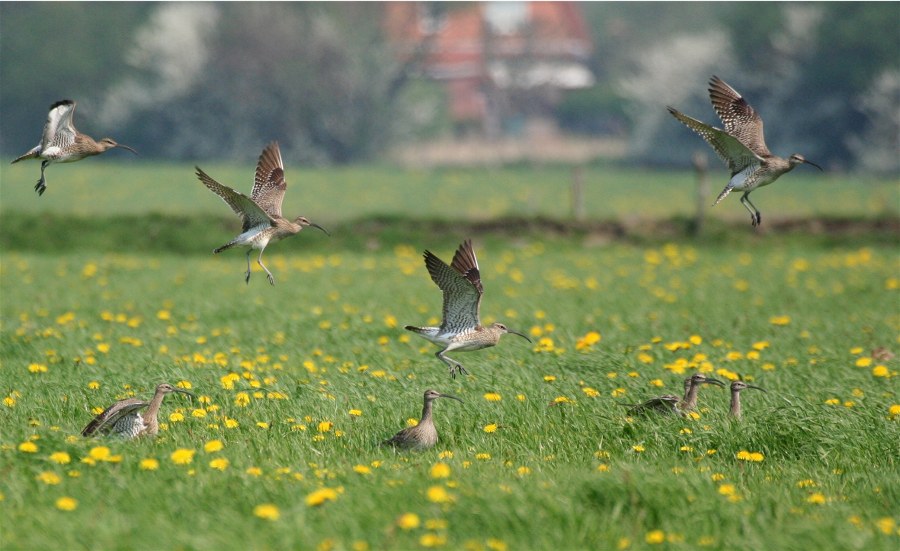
xmin=196 ymin=167 xmax=274 ymax=232
xmin=251 ymin=141 xmax=287 ymax=218
xmin=81 ymin=398 xmax=148 ymax=436
xmin=668 ymin=107 xmax=760 ymax=176
xmin=43 ymin=100 xmax=77 ymax=150
xmin=424 ymin=240 xmax=483 ymax=332
xmin=708 ymin=76 xmax=772 ymax=158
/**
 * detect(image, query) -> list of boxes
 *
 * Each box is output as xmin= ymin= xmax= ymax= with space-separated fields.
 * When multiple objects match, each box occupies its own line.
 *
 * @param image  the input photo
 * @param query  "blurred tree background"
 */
xmin=1 ymin=2 xmax=897 ymax=172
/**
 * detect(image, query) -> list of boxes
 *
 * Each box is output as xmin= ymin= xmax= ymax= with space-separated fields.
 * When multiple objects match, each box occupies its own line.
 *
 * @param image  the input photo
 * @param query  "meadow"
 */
xmin=1 ymin=160 xmax=898 ymax=550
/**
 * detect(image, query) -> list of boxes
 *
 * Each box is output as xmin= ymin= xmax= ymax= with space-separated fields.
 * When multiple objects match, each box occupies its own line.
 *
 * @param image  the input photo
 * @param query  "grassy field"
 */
xmin=1 ymin=161 xmax=899 ymax=550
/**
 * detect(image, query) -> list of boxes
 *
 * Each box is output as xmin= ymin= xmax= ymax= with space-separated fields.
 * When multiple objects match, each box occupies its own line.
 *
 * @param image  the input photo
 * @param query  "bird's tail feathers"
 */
xmin=713 ymin=185 xmax=733 ymax=206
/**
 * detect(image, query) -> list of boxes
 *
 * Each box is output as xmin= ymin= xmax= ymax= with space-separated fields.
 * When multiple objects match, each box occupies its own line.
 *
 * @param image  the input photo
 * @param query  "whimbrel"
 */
xmin=196 ymin=141 xmax=328 ymax=285
xmin=625 ymin=394 xmax=681 ymax=416
xmin=624 ymin=373 xmax=724 ymax=416
xmin=11 ymin=100 xmax=137 ymax=196
xmin=81 ymin=383 xmax=195 ymax=439
xmin=668 ymin=76 xmax=822 ymax=226
xmin=679 ymin=373 xmax=726 ymax=412
xmin=729 ymin=380 xmax=766 ymax=419
xmin=405 ymin=239 xmax=531 ymax=378
xmin=382 ymin=389 xmax=462 ymax=450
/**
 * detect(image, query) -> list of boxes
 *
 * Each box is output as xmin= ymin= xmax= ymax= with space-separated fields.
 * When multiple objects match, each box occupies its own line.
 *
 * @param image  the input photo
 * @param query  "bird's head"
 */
xmin=99 ymin=138 xmax=138 ymax=155
xmin=492 ymin=323 xmax=532 ymax=343
xmin=294 ymin=216 xmax=330 ymax=236
xmin=687 ymin=373 xmax=726 ymax=388
xmin=424 ymin=389 xmax=463 ymax=403
xmin=156 ymin=383 xmax=196 ymax=401
xmin=788 ymin=153 xmax=822 ymax=171
xmin=731 ymin=380 xmax=766 ymax=393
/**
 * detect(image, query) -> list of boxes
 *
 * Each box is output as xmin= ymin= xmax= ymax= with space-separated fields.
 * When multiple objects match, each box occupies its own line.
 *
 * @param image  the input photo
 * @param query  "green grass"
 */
xmin=2 ymin=159 xmax=897 ymax=223
xmin=1 ymin=161 xmax=898 ymax=549
xmin=1 ymin=235 xmax=898 ymax=550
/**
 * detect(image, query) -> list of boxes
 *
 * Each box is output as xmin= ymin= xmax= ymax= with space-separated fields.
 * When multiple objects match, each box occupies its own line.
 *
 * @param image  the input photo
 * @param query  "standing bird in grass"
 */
xmin=196 ymin=141 xmax=328 ymax=285
xmin=12 ymin=99 xmax=137 ymax=196
xmin=668 ymin=76 xmax=822 ymax=226
xmin=729 ymin=380 xmax=766 ymax=420
xmin=623 ymin=373 xmax=725 ymax=416
xmin=382 ymin=389 xmax=462 ymax=450
xmin=82 ymin=383 xmax=195 ymax=439
xmin=405 ymin=239 xmax=531 ymax=378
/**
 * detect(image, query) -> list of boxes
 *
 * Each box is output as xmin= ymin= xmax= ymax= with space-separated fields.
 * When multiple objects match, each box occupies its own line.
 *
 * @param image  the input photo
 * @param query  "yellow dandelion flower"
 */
xmin=632 ymin=445 xmax=645 ymax=453
xmin=486 ymin=539 xmax=508 ymax=551
xmin=475 ymin=453 xmax=491 ymax=460
xmin=89 ymin=446 xmax=111 ymax=461
xmin=876 ymin=517 xmax=896 ymax=535
xmin=645 ymin=530 xmax=666 ymax=544
xmin=317 ymin=421 xmax=333 ymax=432
xmin=582 ymin=387 xmax=599 ymax=398
xmin=855 ymin=357 xmax=873 ymax=367
xmin=28 ymin=363 xmax=48 ymax=373
xmin=305 ymin=487 xmax=339 ymax=507
xmin=87 ymin=381 xmax=100 ymax=390
xmin=353 ymin=464 xmax=371 ymax=475
xmin=204 ymin=440 xmax=224 ymax=453
xmin=419 ymin=533 xmax=447 ymax=548
xmin=254 ymin=503 xmax=280 ymax=521
xmin=49 ymin=452 xmax=71 ymax=464
xmin=209 ymin=458 xmax=229 ymax=471
xmin=170 ymin=448 xmax=195 ymax=465
xmin=348 ymin=409 xmax=362 ymax=417
xmin=396 ymin=512 xmax=420 ymax=531
xmin=426 ymin=485 xmax=453 ymax=504
xmin=718 ymin=484 xmax=736 ymax=496
xmin=483 ymin=423 xmax=498 ymax=433
xmin=483 ymin=392 xmax=502 ymax=402
xmin=234 ymin=392 xmax=250 ymax=407
xmin=769 ymin=315 xmax=791 ymax=326
xmin=55 ymin=497 xmax=78 ymax=511
xmin=140 ymin=458 xmax=159 ymax=471
xmin=807 ymin=493 xmax=826 ymax=504
xmin=169 ymin=412 xmax=184 ymax=423
xmin=872 ymin=365 xmax=891 ymax=378
xmin=430 ymin=462 xmax=451 ymax=479
xmin=37 ymin=471 xmax=61 ymax=485
xmin=597 ymin=464 xmax=610 ymax=472
xmin=516 ymin=466 xmax=531 ymax=476
xmin=246 ymin=467 xmax=263 ymax=477
xmin=256 ymin=422 xmax=270 ymax=429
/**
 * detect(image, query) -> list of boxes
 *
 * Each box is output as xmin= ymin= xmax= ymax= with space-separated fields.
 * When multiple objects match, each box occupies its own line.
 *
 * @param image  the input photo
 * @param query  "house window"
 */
xmin=484 ymin=2 xmax=528 ymax=35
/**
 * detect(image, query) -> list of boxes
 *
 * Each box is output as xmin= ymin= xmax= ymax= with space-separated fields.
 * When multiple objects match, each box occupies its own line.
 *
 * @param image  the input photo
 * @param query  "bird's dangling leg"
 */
xmin=34 ymin=160 xmax=50 ymax=196
xmin=245 ymin=250 xmax=253 ymax=284
xmin=437 ymin=350 xmax=468 ymax=379
xmin=258 ymin=250 xmax=275 ymax=286
xmin=740 ymin=192 xmax=762 ymax=227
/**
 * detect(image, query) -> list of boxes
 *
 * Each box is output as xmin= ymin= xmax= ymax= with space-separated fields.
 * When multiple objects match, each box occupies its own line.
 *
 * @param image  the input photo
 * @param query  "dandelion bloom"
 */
xmin=645 ymin=530 xmax=665 ymax=544
xmin=632 ymin=445 xmax=645 ymax=453
xmin=170 ymin=448 xmax=195 ymax=465
xmin=55 ymin=497 xmax=78 ymax=511
xmin=396 ymin=513 xmax=420 ymax=531
xmin=18 ymin=441 xmax=38 ymax=453
xmin=872 ymin=365 xmax=891 ymax=378
xmin=736 ymin=451 xmax=764 ymax=462
xmin=49 ymin=452 xmax=71 ymax=464
xmin=140 ymin=458 xmax=159 ymax=471
xmin=430 ymin=462 xmax=451 ymax=479
xmin=582 ymin=387 xmax=599 ymax=398
xmin=807 ymin=493 xmax=826 ymax=504
xmin=876 ymin=517 xmax=896 ymax=535
xmin=204 ymin=440 xmax=224 ymax=453
xmin=483 ymin=392 xmax=502 ymax=402
xmin=305 ymin=487 xmax=339 ymax=507
xmin=889 ymin=405 xmax=900 ymax=419
xmin=348 ymin=409 xmax=362 ymax=417
xmin=483 ymin=424 xmax=498 ymax=433
xmin=419 ymin=534 xmax=447 ymax=548
xmin=246 ymin=467 xmax=263 ymax=477
xmin=718 ymin=484 xmax=736 ymax=496
xmin=37 ymin=471 xmax=61 ymax=485
xmin=209 ymin=458 xmax=230 ymax=471
xmin=254 ymin=503 xmax=280 ymax=521
xmin=769 ymin=315 xmax=791 ymax=326
xmin=426 ymin=485 xmax=453 ymax=504
xmin=353 ymin=464 xmax=371 ymax=475
xmin=475 ymin=453 xmax=491 ymax=460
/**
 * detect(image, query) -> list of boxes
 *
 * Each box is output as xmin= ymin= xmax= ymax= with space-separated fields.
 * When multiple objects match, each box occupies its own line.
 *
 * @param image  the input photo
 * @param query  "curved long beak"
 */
xmin=309 ymin=222 xmax=330 ymax=236
xmin=804 ymin=159 xmax=823 ymax=171
xmin=117 ymin=144 xmax=139 ymax=155
xmin=437 ymin=392 xmax=463 ymax=403
xmin=174 ymin=389 xmax=197 ymax=403
xmin=508 ymin=330 xmax=532 ymax=343
xmin=702 ymin=378 xmax=726 ymax=387
xmin=745 ymin=384 xmax=767 ymax=392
